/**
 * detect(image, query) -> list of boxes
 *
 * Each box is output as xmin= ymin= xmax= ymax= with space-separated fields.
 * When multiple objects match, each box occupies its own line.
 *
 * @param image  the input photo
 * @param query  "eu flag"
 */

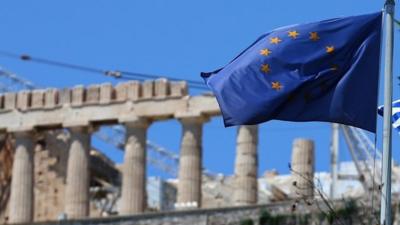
xmin=201 ymin=12 xmax=382 ymax=132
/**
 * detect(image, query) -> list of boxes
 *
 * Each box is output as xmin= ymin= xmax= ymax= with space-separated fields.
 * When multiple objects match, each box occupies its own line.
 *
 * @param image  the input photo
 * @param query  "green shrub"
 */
xmin=259 ymin=210 xmax=286 ymax=225
xmin=239 ymin=218 xmax=254 ymax=225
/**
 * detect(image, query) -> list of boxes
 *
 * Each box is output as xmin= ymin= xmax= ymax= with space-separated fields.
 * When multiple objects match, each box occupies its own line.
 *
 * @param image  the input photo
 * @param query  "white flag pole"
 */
xmin=380 ymin=0 xmax=395 ymax=224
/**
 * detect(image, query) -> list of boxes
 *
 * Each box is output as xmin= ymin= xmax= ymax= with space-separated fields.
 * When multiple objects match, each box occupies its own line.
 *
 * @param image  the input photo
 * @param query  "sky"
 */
xmin=0 ymin=0 xmax=399 ymax=178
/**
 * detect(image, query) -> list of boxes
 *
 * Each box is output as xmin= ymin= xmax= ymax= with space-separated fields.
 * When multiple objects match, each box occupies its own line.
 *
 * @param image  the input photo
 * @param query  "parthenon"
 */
xmin=0 ymin=79 xmax=319 ymax=224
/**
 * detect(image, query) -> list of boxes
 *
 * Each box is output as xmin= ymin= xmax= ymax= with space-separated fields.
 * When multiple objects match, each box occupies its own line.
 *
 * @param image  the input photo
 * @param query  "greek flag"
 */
xmin=378 ymin=99 xmax=400 ymax=133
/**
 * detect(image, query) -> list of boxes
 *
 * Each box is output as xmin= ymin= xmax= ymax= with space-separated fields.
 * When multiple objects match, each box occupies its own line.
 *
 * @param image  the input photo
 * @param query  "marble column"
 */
xmin=177 ymin=116 xmax=207 ymax=208
xmin=233 ymin=125 xmax=258 ymax=206
xmin=9 ymin=131 xmax=35 ymax=224
xmin=290 ymin=138 xmax=315 ymax=199
xmin=120 ymin=119 xmax=149 ymax=215
xmin=65 ymin=126 xmax=91 ymax=219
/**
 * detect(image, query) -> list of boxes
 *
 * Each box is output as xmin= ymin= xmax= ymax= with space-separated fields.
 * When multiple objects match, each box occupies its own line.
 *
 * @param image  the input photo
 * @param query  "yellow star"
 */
xmin=260 ymin=48 xmax=272 ymax=56
xmin=271 ymin=81 xmax=282 ymax=91
xmin=326 ymin=45 xmax=335 ymax=54
xmin=270 ymin=37 xmax=282 ymax=44
xmin=309 ymin=32 xmax=320 ymax=41
xmin=261 ymin=64 xmax=271 ymax=74
xmin=288 ymin=30 xmax=299 ymax=39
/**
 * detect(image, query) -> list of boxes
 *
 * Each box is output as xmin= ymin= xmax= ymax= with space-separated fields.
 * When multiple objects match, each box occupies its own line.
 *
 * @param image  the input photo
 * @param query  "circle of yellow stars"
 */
xmin=259 ymin=30 xmax=337 ymax=91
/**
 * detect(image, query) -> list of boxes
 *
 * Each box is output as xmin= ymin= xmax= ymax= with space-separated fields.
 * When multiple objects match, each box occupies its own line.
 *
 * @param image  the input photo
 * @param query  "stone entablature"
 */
xmin=2 ymin=79 xmax=188 ymax=111
xmin=0 ymin=79 xmax=221 ymax=132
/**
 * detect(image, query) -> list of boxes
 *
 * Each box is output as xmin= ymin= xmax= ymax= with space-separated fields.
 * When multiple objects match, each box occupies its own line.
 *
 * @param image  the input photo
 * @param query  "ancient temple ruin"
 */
xmin=0 ymin=79 xmax=318 ymax=224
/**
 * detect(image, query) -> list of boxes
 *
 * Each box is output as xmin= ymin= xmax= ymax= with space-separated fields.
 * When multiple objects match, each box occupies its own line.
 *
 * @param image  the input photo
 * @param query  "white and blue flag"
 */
xmin=378 ymin=99 xmax=400 ymax=133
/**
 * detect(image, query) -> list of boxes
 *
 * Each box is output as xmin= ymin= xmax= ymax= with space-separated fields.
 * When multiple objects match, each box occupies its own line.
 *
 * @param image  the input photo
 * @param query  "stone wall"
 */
xmin=0 ymin=135 xmax=13 ymax=224
xmin=11 ymin=200 xmax=379 ymax=225
xmin=33 ymin=132 xmax=67 ymax=221
xmin=12 ymin=203 xmax=289 ymax=225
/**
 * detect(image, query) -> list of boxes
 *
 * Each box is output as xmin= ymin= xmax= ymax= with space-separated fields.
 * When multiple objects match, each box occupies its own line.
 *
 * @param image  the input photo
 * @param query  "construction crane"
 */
xmin=0 ymin=67 xmax=36 ymax=91
xmin=331 ymin=124 xmax=400 ymax=203
xmin=340 ymin=125 xmax=382 ymax=193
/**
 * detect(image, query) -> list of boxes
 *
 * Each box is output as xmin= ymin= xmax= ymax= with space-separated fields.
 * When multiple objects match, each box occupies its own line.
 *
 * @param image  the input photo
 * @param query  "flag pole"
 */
xmin=380 ymin=0 xmax=395 ymax=224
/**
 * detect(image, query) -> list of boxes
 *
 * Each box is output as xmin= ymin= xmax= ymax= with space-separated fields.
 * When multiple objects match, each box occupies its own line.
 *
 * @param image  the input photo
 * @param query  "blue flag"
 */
xmin=378 ymin=100 xmax=400 ymax=134
xmin=201 ymin=12 xmax=382 ymax=132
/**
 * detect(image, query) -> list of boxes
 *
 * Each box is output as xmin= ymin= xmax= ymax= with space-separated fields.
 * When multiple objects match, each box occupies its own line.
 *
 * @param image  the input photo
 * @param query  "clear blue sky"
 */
xmin=0 ymin=1 xmax=399 ymax=178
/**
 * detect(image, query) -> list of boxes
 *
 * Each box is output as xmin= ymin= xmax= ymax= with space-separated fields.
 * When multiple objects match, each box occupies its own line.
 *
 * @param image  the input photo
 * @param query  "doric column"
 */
xmin=120 ymin=119 xmax=150 ymax=215
xmin=65 ymin=126 xmax=91 ymax=219
xmin=9 ymin=131 xmax=35 ymax=224
xmin=290 ymin=138 xmax=315 ymax=199
xmin=233 ymin=125 xmax=258 ymax=206
xmin=176 ymin=115 xmax=208 ymax=209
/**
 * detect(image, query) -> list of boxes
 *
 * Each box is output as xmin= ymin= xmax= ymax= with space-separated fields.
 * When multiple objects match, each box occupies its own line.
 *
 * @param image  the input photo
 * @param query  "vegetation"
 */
xmin=258 ymin=210 xmax=287 ymax=225
xmin=239 ymin=218 xmax=254 ymax=225
xmin=238 ymin=165 xmax=380 ymax=225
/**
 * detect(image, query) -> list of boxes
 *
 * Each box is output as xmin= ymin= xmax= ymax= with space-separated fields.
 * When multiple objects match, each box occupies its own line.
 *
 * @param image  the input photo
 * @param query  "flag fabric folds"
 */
xmin=201 ymin=12 xmax=382 ymax=132
xmin=378 ymin=100 xmax=400 ymax=133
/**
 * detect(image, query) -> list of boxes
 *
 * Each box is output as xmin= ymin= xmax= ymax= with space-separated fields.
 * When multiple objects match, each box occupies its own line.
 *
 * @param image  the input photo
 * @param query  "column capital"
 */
xmin=175 ymin=112 xmax=209 ymax=124
xmin=12 ymin=130 xmax=36 ymax=137
xmin=123 ymin=117 xmax=151 ymax=128
xmin=12 ymin=130 xmax=37 ymax=139
xmin=67 ymin=125 xmax=95 ymax=133
xmin=63 ymin=120 xmax=90 ymax=128
xmin=8 ymin=127 xmax=35 ymax=134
